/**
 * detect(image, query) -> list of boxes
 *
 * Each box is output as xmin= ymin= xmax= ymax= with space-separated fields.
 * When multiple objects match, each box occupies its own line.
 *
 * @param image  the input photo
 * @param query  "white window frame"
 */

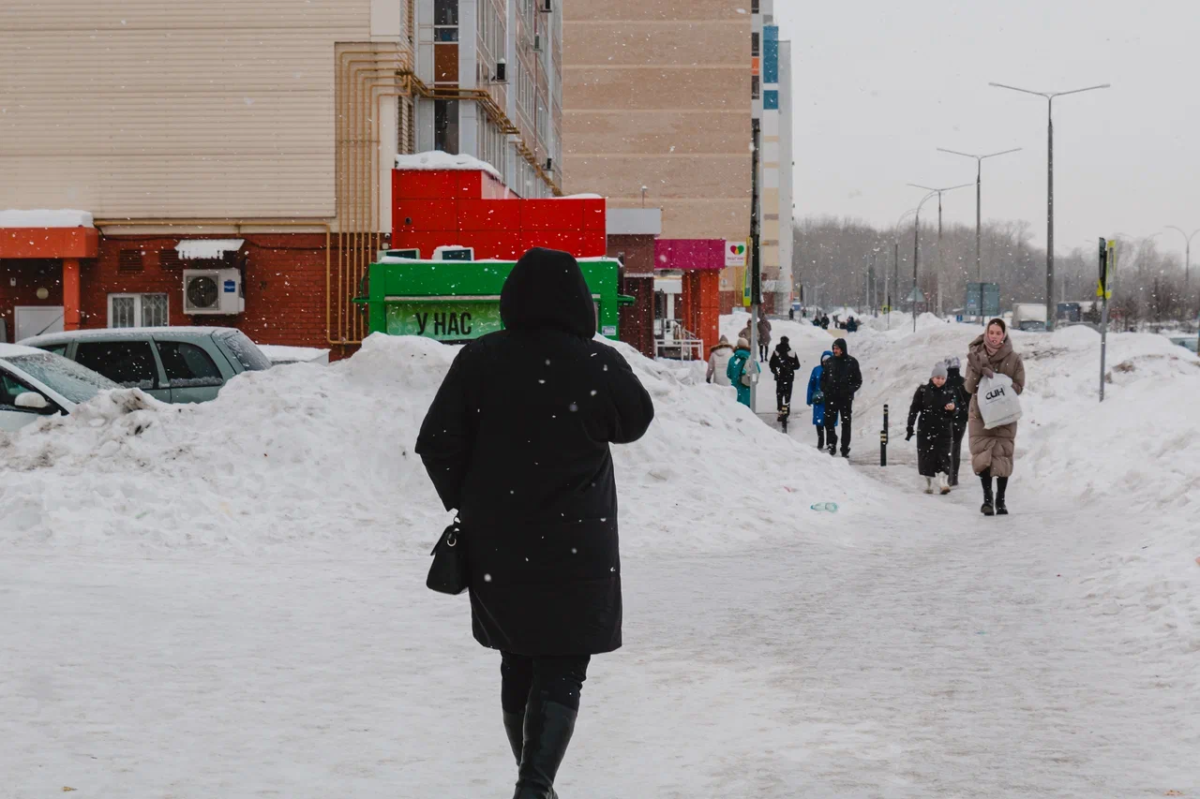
xmin=108 ymin=293 xmax=169 ymax=329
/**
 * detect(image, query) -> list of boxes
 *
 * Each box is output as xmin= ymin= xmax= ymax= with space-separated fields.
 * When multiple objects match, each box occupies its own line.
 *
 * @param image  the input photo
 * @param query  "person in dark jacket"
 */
xmin=845 ymin=316 xmax=859 ymax=333
xmin=820 ymin=337 xmax=862 ymax=458
xmin=416 ymin=248 xmax=655 ymax=799
xmin=806 ymin=351 xmax=836 ymax=449
xmin=943 ymin=356 xmax=970 ymax=486
xmin=757 ymin=316 xmax=772 ymax=362
xmin=768 ymin=336 xmax=801 ymax=413
xmin=906 ymin=361 xmax=959 ymax=494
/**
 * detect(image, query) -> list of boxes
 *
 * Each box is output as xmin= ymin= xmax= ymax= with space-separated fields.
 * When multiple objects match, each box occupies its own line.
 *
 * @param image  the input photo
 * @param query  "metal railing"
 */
xmin=654 ymin=319 xmax=704 ymax=361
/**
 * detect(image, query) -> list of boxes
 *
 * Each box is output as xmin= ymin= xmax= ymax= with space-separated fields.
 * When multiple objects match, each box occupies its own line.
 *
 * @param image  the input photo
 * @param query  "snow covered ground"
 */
xmin=2 ymin=321 xmax=1198 ymax=797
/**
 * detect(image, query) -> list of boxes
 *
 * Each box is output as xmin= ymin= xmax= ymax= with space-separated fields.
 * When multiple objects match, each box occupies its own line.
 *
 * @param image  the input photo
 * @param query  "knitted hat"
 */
xmin=737 ymin=337 xmax=751 ymax=350
xmin=944 ymin=356 xmax=961 ymax=370
xmin=931 ymin=362 xmax=948 ymax=380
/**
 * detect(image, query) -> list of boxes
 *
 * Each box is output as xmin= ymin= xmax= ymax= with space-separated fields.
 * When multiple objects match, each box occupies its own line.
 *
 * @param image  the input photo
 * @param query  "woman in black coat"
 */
xmin=417 ymin=248 xmax=655 ymax=799
xmin=906 ymin=361 xmax=959 ymax=494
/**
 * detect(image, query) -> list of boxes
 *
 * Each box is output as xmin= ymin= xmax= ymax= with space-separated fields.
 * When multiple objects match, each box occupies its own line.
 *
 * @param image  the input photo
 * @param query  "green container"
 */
xmin=361 ymin=257 xmax=631 ymax=343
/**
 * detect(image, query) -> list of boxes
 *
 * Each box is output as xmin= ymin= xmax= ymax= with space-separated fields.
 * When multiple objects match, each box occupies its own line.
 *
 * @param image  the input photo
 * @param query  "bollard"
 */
xmin=881 ymin=404 xmax=889 ymax=467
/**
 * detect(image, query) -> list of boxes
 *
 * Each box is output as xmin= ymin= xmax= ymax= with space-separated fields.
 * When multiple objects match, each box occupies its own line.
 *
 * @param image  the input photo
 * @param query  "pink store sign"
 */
xmin=654 ymin=239 xmax=726 ymax=271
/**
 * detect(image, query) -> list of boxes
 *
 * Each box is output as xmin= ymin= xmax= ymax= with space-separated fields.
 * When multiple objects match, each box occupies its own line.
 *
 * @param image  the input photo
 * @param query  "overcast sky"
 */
xmin=772 ymin=0 xmax=1200 ymax=258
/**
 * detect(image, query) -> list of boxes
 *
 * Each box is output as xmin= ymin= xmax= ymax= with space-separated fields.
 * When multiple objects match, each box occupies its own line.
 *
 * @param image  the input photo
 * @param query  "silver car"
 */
xmin=20 ymin=327 xmax=273 ymax=404
xmin=0 ymin=343 xmax=120 ymax=432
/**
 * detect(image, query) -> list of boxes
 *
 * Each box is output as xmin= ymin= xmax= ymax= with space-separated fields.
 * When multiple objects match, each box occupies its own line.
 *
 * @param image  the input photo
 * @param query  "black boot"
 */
xmin=504 ymin=711 xmax=524 ymax=766
xmin=995 ymin=477 xmax=1009 ymax=515
xmin=980 ymin=475 xmax=995 ymax=516
xmin=513 ymin=699 xmax=577 ymax=799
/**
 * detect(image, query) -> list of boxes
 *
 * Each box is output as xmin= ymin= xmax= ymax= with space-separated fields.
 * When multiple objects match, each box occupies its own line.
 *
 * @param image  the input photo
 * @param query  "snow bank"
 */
xmin=257 ymin=344 xmax=330 ymax=365
xmin=0 ymin=209 xmax=93 ymax=228
xmin=0 ymin=334 xmax=890 ymax=555
xmin=395 ymin=150 xmax=502 ymax=181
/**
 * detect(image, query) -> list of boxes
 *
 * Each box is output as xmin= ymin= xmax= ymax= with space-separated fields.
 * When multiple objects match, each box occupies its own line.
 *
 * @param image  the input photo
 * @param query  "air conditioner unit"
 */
xmin=183 ymin=268 xmax=244 ymax=315
xmin=434 ymin=246 xmax=475 ymax=262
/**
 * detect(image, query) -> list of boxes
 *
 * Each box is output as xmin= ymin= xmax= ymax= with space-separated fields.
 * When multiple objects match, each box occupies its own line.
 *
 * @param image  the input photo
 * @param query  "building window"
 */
xmin=434 ymin=0 xmax=458 ymax=26
xmin=752 ymin=75 xmax=761 ymax=100
xmin=752 ymin=0 xmax=760 ymax=12
xmin=109 ymin=293 xmax=168 ymax=328
xmin=752 ymin=32 xmax=760 ymax=57
xmin=435 ymin=100 xmax=460 ymax=154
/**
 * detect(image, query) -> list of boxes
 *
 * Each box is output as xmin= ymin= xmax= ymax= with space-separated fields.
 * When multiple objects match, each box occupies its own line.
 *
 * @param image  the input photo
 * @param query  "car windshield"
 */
xmin=218 ymin=331 xmax=273 ymax=371
xmin=6 ymin=352 xmax=120 ymax=404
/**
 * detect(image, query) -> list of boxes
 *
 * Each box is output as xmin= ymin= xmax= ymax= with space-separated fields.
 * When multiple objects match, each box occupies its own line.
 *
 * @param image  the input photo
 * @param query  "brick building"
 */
xmin=0 ymin=0 xmax=564 ymax=356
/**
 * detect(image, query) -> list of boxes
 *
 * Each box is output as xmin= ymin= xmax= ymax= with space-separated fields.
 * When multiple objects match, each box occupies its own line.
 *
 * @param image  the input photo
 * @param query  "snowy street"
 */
xmin=3 ymin=319 xmax=1198 ymax=797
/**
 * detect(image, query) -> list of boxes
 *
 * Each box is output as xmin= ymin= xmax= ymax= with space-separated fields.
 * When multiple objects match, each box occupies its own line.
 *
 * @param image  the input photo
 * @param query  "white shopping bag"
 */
xmin=977 ymin=373 xmax=1022 ymax=429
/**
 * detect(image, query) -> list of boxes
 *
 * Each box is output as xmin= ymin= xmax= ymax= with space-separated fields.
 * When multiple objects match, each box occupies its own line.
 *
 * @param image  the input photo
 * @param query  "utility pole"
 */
xmin=1165 ymin=225 xmax=1200 ymax=294
xmin=749 ymin=119 xmax=762 ymax=411
xmin=937 ymin=147 xmax=1022 ymax=324
xmin=991 ymin=81 xmax=1110 ymax=331
xmin=912 ymin=191 xmax=940 ymax=333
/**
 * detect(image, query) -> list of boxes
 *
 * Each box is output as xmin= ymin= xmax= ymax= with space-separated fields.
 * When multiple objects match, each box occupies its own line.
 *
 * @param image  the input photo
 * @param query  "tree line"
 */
xmin=793 ymin=217 xmax=1199 ymax=328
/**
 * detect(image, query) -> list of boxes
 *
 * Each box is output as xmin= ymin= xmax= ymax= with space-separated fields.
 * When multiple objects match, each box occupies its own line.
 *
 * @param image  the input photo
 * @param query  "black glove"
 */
xmin=905 ymin=429 xmax=914 ymax=441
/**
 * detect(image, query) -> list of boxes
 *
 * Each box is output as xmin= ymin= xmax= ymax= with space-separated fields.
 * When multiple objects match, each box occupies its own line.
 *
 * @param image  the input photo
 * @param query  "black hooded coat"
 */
xmin=820 ymin=338 xmax=863 ymax=404
xmin=416 ymin=248 xmax=655 ymax=656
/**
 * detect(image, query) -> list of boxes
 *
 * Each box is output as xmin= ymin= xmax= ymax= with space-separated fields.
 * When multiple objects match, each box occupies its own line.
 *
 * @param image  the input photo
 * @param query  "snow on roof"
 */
xmin=175 ymin=239 xmax=245 ymax=260
xmin=0 ymin=209 xmax=94 ymax=228
xmin=395 ymin=150 xmax=503 ymax=181
xmin=19 ymin=326 xmax=240 ymax=347
xmin=0 ymin=342 xmax=47 ymax=358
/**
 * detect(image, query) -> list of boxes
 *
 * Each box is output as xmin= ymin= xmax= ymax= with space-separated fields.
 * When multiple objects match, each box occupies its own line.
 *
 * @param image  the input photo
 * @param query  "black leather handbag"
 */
xmin=427 ymin=522 xmax=468 ymax=595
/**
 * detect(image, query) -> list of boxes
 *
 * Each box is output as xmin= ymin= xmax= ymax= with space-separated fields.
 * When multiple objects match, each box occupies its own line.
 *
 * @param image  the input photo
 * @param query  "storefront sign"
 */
xmin=386 ymin=299 xmax=503 ymax=341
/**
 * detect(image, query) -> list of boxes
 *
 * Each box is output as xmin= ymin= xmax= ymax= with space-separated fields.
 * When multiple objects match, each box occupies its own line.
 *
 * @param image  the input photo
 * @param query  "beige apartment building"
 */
xmin=561 ymin=0 xmax=752 ymax=243
xmin=0 ymin=0 xmax=562 ymax=351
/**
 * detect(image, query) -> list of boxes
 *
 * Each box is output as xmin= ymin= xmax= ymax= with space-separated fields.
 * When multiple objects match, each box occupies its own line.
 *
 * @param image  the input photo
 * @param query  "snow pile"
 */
xmin=0 ymin=209 xmax=93 ymax=228
xmin=0 ymin=334 xmax=891 ymax=555
xmin=175 ymin=238 xmax=244 ymax=260
xmin=395 ymin=150 xmax=503 ymax=181
xmin=257 ymin=344 xmax=330 ymax=365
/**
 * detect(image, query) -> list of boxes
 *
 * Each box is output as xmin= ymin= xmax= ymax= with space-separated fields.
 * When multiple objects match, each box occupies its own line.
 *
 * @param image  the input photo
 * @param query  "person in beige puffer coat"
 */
xmin=964 ymin=318 xmax=1026 ymax=517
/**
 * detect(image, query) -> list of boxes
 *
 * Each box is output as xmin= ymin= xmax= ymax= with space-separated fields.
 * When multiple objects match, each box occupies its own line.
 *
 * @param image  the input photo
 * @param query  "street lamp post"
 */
xmin=908 ymin=182 xmax=973 ymax=318
xmin=1164 ymin=226 xmax=1200 ymax=295
xmin=990 ymin=82 xmax=1111 ymax=331
xmin=937 ymin=147 xmax=1022 ymax=324
xmin=893 ymin=209 xmax=917 ymax=330
xmin=911 ymin=191 xmax=940 ymax=333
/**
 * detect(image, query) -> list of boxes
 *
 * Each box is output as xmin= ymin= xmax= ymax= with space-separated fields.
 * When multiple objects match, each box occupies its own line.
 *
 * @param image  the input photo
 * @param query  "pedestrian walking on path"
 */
xmin=943 ymin=356 xmax=970 ymax=486
xmin=806 ymin=351 xmax=836 ymax=450
xmin=965 ymin=318 xmax=1026 ymax=517
xmin=757 ymin=316 xmax=772 ymax=362
xmin=727 ymin=337 xmax=756 ymax=408
xmin=907 ymin=361 xmax=959 ymax=495
xmin=820 ymin=337 xmax=862 ymax=459
xmin=706 ymin=336 xmax=735 ymax=386
xmin=769 ymin=336 xmax=800 ymax=414
xmin=416 ymin=247 xmax=655 ymax=799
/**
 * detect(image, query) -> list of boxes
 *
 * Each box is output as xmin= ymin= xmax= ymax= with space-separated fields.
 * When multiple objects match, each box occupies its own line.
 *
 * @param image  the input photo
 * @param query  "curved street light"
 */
xmin=1164 ymin=225 xmax=1200 ymax=293
xmin=910 ymin=190 xmax=940 ymax=332
xmin=907 ymin=182 xmax=973 ymax=320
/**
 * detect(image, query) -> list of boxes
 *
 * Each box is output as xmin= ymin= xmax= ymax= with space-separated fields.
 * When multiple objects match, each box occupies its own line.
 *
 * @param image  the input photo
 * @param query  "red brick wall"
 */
xmin=1 ymin=234 xmax=338 ymax=351
xmin=81 ymin=234 xmax=332 ymax=349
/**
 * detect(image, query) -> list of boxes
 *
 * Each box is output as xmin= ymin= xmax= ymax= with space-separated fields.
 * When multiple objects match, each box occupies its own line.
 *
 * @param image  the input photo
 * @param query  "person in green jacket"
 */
xmin=726 ymin=337 xmax=755 ymax=407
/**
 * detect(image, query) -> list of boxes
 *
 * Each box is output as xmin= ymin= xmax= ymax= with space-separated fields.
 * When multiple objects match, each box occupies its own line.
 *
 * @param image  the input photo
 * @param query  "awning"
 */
xmin=0 ymin=209 xmax=98 ymax=259
xmin=175 ymin=239 xmax=245 ymax=260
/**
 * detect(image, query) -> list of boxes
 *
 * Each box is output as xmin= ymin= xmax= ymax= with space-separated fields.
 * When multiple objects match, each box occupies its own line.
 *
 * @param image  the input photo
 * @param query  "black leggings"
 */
xmin=980 ymin=468 xmax=1009 ymax=500
xmin=501 ymin=652 xmax=591 ymax=713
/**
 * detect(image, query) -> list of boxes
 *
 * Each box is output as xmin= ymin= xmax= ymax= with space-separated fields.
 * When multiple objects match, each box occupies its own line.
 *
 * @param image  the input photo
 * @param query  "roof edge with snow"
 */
xmin=395 ymin=151 xmax=503 ymax=181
